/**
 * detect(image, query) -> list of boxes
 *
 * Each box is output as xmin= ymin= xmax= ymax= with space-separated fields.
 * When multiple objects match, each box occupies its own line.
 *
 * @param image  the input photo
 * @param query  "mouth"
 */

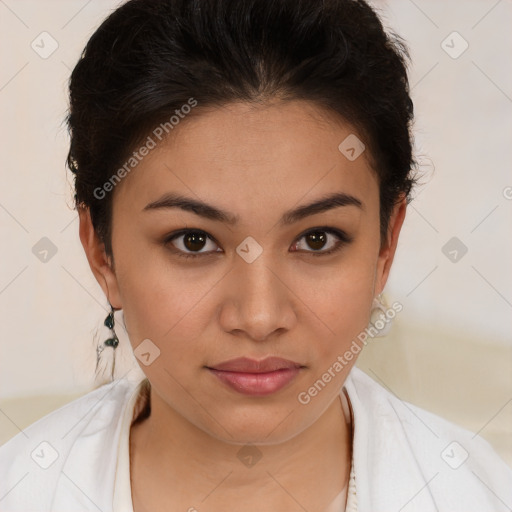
xmin=206 ymin=357 xmax=304 ymax=396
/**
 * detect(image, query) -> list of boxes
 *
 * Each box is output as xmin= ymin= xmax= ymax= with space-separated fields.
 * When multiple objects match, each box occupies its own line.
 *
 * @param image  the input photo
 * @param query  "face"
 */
xmin=80 ymin=99 xmax=405 ymax=445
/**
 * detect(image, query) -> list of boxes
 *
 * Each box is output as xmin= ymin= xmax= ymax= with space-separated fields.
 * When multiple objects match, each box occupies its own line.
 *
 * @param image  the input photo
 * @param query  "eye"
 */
xmin=164 ymin=226 xmax=352 ymax=260
xmin=290 ymin=227 xmax=352 ymax=256
xmin=164 ymin=229 xmax=221 ymax=259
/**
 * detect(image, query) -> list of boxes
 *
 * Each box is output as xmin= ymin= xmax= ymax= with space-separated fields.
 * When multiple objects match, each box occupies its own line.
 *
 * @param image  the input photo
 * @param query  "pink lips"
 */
xmin=207 ymin=357 xmax=303 ymax=396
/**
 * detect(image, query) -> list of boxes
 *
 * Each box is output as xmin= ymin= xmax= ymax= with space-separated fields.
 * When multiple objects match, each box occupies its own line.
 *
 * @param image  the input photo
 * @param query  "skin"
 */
xmin=79 ymin=99 xmax=406 ymax=511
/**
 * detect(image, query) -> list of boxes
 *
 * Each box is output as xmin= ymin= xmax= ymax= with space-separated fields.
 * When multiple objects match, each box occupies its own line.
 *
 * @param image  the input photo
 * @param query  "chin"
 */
xmin=199 ymin=408 xmax=310 ymax=447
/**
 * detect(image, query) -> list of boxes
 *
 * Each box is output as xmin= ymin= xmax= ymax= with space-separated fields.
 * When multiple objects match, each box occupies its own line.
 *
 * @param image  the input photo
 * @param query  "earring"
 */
xmin=369 ymin=294 xmax=392 ymax=338
xmin=95 ymin=304 xmax=119 ymax=381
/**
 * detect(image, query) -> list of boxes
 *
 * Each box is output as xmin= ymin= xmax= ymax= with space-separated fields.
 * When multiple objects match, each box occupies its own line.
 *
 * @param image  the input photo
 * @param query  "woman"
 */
xmin=1 ymin=0 xmax=511 ymax=511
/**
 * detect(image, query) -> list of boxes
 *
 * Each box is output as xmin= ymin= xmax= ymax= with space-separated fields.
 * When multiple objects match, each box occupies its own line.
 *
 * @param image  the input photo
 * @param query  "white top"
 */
xmin=1 ymin=366 xmax=511 ymax=511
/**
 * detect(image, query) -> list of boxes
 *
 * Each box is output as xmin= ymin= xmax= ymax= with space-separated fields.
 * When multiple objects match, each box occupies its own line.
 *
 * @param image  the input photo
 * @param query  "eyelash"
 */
xmin=163 ymin=227 xmax=353 ymax=260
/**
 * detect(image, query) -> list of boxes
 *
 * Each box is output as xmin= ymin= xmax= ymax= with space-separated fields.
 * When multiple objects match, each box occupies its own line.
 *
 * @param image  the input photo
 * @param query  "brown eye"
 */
xmin=165 ymin=230 xmax=221 ymax=259
xmin=182 ymin=231 xmax=207 ymax=251
xmin=291 ymin=227 xmax=352 ymax=256
xmin=305 ymin=231 xmax=328 ymax=251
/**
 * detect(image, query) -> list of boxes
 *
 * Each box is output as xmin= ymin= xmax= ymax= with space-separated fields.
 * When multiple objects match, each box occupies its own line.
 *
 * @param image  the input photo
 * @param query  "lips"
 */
xmin=209 ymin=356 xmax=302 ymax=373
xmin=206 ymin=357 xmax=303 ymax=396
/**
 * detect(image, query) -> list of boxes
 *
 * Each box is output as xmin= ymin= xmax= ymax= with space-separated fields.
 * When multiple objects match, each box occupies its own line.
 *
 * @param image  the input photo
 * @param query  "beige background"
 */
xmin=0 ymin=0 xmax=511 ymax=467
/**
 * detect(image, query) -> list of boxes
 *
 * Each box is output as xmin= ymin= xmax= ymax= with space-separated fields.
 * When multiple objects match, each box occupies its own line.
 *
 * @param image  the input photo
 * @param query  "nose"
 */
xmin=218 ymin=252 xmax=297 ymax=342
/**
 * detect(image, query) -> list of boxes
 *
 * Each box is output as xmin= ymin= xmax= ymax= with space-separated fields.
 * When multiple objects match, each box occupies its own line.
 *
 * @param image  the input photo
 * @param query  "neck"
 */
xmin=130 ymin=386 xmax=353 ymax=512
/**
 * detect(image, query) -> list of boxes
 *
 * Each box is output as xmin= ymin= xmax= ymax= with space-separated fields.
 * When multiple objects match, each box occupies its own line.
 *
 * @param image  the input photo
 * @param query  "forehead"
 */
xmin=113 ymin=100 xmax=379 ymax=220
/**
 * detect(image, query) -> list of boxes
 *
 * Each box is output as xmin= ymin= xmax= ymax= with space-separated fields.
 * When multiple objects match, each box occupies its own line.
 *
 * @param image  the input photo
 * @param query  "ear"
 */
xmin=374 ymin=195 xmax=407 ymax=297
xmin=78 ymin=205 xmax=122 ymax=309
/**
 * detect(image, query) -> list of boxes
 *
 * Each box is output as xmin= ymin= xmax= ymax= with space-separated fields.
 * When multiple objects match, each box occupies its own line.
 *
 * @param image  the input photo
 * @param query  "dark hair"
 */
xmin=66 ymin=0 xmax=417 ymax=259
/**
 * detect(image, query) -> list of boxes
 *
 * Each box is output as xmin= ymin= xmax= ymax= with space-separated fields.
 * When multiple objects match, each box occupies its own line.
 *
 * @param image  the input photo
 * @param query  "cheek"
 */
xmin=296 ymin=268 xmax=375 ymax=362
xmin=119 ymin=271 xmax=193 ymax=334
xmin=292 ymin=237 xmax=378 ymax=330
xmin=114 ymin=241 xmax=221 ymax=363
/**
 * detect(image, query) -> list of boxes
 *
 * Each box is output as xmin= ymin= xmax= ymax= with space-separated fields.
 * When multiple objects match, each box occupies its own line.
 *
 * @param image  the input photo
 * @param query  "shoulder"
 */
xmin=0 ymin=376 xmax=144 ymax=512
xmin=344 ymin=366 xmax=512 ymax=512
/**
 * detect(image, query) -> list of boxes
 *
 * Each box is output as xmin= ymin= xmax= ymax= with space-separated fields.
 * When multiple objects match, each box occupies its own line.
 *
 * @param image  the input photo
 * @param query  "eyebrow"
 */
xmin=142 ymin=191 xmax=363 ymax=226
